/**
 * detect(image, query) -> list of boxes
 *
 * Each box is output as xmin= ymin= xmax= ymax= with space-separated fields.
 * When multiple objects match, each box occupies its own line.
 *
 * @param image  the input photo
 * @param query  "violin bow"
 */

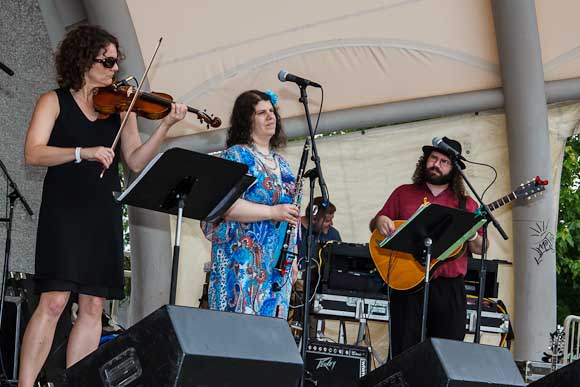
xmin=100 ymin=37 xmax=163 ymax=178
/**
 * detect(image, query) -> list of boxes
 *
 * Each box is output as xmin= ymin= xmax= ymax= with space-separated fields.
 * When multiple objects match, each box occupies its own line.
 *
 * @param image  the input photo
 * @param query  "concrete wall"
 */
xmin=0 ymin=1 xmax=56 ymax=288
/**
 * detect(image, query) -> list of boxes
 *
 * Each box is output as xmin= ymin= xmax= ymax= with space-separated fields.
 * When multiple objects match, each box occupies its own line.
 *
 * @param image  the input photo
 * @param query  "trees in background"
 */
xmin=557 ymin=134 xmax=580 ymax=322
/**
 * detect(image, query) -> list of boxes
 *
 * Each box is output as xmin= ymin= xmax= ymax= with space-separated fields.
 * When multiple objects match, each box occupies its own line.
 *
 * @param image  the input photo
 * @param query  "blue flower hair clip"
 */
xmin=265 ymin=89 xmax=278 ymax=106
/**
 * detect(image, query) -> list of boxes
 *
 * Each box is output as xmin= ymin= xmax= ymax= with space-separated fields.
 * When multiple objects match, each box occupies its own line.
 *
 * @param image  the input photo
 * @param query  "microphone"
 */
xmin=112 ymin=76 xmax=135 ymax=88
xmin=432 ymin=137 xmax=466 ymax=161
xmin=0 ymin=61 xmax=14 ymax=76
xmin=278 ymin=70 xmax=321 ymax=88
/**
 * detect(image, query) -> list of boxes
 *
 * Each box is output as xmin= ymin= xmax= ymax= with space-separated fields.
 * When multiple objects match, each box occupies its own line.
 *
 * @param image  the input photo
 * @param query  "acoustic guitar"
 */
xmin=369 ymin=176 xmax=548 ymax=292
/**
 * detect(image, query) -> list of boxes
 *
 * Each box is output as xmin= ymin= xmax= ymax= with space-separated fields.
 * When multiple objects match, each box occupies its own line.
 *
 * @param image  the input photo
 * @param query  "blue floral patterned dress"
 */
xmin=202 ymin=144 xmax=297 ymax=318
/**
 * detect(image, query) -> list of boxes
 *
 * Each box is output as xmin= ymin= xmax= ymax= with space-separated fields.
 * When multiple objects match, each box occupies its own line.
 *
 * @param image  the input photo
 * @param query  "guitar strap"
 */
xmin=458 ymin=195 xmax=473 ymax=259
xmin=458 ymin=194 xmax=466 ymax=211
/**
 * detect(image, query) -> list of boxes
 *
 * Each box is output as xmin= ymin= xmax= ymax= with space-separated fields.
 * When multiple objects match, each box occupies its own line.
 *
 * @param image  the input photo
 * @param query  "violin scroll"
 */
xmin=195 ymin=109 xmax=222 ymax=129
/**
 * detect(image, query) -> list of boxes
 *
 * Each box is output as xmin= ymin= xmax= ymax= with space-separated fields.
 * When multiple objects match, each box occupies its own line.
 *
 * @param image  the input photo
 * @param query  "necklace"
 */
xmin=248 ymin=145 xmax=279 ymax=171
xmin=258 ymin=154 xmax=279 ymax=171
xmin=250 ymin=144 xmax=275 ymax=161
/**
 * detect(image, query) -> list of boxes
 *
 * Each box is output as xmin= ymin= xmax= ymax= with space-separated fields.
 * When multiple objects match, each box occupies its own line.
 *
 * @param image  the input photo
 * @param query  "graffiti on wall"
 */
xmin=529 ymin=220 xmax=555 ymax=265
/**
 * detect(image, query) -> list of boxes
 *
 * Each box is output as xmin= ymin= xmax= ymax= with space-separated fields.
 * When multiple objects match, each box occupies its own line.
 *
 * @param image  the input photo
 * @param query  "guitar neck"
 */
xmin=486 ymin=191 xmax=518 ymax=211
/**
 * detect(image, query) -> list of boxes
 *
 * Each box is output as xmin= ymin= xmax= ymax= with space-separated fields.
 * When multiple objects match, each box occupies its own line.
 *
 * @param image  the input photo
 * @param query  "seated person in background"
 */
xmin=298 ymin=196 xmax=341 ymax=258
xmin=293 ymin=197 xmax=341 ymax=338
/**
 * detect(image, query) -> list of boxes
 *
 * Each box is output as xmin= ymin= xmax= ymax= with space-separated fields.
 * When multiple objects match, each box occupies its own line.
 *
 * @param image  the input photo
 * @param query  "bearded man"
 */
xmin=369 ymin=137 xmax=486 ymax=357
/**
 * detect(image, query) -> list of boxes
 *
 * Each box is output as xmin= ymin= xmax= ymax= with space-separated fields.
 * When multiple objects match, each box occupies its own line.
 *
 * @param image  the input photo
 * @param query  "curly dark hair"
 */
xmin=55 ymin=25 xmax=122 ymax=91
xmin=412 ymin=151 xmax=467 ymax=200
xmin=226 ymin=90 xmax=287 ymax=149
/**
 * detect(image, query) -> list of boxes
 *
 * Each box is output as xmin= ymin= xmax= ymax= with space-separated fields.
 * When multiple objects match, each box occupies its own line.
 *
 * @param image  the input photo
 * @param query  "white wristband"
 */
xmin=75 ymin=147 xmax=82 ymax=163
xmin=468 ymin=233 xmax=478 ymax=242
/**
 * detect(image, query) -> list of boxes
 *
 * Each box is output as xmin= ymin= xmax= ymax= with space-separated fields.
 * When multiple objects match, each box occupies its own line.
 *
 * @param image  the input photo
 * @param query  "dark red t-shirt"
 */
xmin=375 ymin=183 xmax=480 ymax=278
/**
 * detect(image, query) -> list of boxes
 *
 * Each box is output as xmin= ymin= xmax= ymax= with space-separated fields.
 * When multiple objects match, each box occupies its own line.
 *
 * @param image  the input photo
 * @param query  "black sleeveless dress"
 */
xmin=34 ymin=88 xmax=124 ymax=299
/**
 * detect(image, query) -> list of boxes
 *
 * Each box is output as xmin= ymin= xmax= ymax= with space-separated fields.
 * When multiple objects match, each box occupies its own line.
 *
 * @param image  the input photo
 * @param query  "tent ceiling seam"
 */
xmin=154 ymin=0 xmax=421 ymax=66
xmin=177 ymin=39 xmax=498 ymax=102
xmin=544 ymin=45 xmax=580 ymax=75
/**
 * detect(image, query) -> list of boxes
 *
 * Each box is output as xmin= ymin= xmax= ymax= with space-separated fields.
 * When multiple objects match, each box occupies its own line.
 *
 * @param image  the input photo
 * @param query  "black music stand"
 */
xmin=115 ymin=147 xmax=255 ymax=304
xmin=380 ymin=203 xmax=485 ymax=342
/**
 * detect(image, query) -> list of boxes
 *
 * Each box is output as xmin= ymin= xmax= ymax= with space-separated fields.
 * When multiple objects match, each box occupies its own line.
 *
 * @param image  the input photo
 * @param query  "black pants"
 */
xmin=389 ymin=276 xmax=466 ymax=357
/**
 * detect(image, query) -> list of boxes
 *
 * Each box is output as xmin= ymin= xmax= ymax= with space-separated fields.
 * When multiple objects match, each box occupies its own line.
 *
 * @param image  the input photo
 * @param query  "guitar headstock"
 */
xmin=548 ymin=325 xmax=565 ymax=360
xmin=514 ymin=176 xmax=548 ymax=201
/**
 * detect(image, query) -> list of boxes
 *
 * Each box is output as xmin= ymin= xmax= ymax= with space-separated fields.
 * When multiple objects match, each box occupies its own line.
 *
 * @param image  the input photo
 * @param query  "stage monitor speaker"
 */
xmin=54 ymin=305 xmax=303 ymax=387
xmin=528 ymin=359 xmax=580 ymax=386
xmin=1 ymin=277 xmax=37 ymax=381
xmin=359 ymin=338 xmax=526 ymax=387
xmin=1 ymin=295 xmax=26 ymax=380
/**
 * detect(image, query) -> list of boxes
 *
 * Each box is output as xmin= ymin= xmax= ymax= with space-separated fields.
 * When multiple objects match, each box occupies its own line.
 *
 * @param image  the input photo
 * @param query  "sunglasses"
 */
xmin=93 ymin=56 xmax=119 ymax=69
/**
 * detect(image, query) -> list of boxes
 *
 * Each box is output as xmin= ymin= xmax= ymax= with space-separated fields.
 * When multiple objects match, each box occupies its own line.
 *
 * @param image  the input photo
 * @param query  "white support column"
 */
xmin=492 ymin=0 xmax=556 ymax=361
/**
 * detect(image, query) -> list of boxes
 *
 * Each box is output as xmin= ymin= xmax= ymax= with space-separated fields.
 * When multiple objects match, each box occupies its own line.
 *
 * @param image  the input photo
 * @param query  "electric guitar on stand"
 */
xmin=546 ymin=325 xmax=565 ymax=372
xmin=369 ymin=176 xmax=548 ymax=292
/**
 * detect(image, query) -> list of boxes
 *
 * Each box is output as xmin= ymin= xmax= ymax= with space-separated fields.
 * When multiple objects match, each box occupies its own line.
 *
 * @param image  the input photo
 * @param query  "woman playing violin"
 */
xmin=20 ymin=25 xmax=186 ymax=387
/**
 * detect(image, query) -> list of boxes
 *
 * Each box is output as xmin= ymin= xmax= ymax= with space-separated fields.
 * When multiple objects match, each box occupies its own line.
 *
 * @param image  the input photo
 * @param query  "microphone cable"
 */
xmin=462 ymin=158 xmax=498 ymax=200
xmin=311 ymin=87 xmax=331 ymax=207
xmin=312 ymin=87 xmax=324 ymax=136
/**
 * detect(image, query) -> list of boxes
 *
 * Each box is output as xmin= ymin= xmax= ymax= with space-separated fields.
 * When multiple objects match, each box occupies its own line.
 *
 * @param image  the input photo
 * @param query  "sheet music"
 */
xmin=379 ymin=203 xmax=429 ymax=248
xmin=379 ymin=203 xmax=487 ymax=261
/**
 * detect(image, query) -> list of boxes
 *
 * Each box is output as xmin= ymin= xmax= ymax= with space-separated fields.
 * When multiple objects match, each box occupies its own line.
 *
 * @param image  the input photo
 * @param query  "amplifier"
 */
xmin=465 ymin=257 xmax=500 ymax=298
xmin=312 ymin=293 xmax=389 ymax=322
xmin=320 ymin=242 xmax=387 ymax=299
xmin=305 ymin=340 xmax=370 ymax=387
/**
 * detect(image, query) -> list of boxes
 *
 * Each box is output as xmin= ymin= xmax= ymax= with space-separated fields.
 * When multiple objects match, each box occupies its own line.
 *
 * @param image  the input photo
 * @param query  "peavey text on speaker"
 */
xmin=305 ymin=340 xmax=370 ymax=387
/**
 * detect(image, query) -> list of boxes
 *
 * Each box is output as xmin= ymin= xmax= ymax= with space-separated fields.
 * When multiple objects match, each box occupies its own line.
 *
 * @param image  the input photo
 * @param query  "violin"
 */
xmin=93 ymin=85 xmax=222 ymax=128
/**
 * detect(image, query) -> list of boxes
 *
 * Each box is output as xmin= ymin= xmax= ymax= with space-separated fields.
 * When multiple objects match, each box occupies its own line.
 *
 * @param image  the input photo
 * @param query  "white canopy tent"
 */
xmin=32 ymin=0 xmax=580 ymax=361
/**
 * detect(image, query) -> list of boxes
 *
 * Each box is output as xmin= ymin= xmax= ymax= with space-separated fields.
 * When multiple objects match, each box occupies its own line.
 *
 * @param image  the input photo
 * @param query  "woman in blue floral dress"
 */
xmin=202 ymin=90 xmax=300 ymax=319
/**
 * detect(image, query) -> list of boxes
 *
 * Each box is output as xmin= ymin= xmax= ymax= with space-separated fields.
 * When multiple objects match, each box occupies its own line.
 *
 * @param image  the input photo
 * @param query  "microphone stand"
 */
xmin=0 ymin=159 xmax=33 ymax=385
xmin=452 ymin=157 xmax=508 ymax=344
xmin=296 ymin=84 xmax=328 ymax=387
xmin=301 ymin=169 xmax=317 ymax=387
xmin=0 ymin=158 xmax=33 ymax=328
xmin=0 ymin=61 xmax=14 ymax=77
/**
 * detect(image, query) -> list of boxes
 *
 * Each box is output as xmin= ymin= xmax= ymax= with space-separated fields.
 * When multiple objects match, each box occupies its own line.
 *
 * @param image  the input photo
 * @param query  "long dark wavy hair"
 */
xmin=412 ymin=151 xmax=467 ymax=200
xmin=226 ymin=90 xmax=287 ymax=149
xmin=55 ymin=25 xmax=122 ymax=91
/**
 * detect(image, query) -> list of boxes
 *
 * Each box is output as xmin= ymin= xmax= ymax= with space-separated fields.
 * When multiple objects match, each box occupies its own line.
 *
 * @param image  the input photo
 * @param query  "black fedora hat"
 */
xmin=422 ymin=136 xmax=466 ymax=169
